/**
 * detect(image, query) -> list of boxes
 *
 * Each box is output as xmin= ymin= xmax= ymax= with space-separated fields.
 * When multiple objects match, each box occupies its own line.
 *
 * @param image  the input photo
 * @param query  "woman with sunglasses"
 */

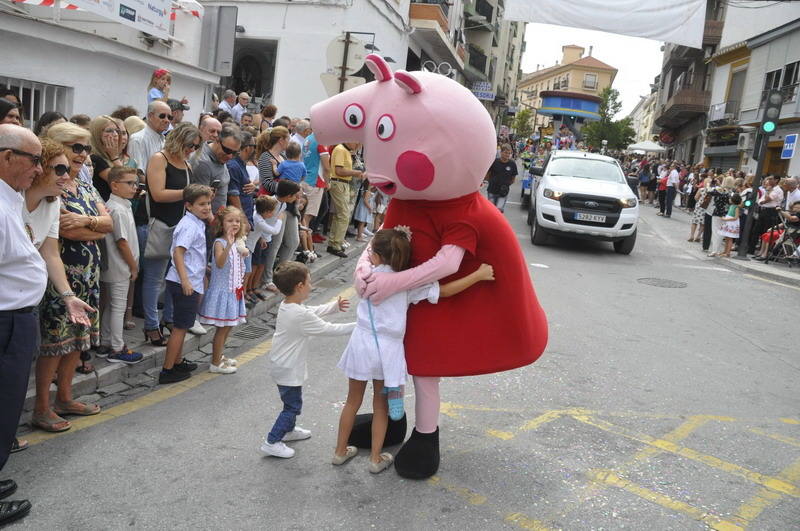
xmin=0 ymin=98 xmax=21 ymax=126
xmin=141 ymin=122 xmax=202 ymax=345
xmin=32 ymin=122 xmax=112 ymax=429
xmin=23 ymin=138 xmax=96 ymax=432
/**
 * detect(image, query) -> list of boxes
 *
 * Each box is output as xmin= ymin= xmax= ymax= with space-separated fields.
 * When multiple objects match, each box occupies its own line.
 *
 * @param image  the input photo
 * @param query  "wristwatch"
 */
xmin=59 ymin=290 xmax=76 ymax=299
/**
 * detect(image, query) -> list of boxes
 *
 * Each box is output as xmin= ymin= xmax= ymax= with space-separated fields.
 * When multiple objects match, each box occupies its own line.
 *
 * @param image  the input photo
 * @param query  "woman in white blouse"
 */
xmin=22 ymin=138 xmax=94 ymax=433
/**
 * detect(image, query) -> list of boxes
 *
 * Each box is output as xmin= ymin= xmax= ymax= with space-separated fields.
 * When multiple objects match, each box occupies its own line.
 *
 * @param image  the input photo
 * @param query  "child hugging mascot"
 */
xmin=311 ymin=55 xmax=548 ymax=479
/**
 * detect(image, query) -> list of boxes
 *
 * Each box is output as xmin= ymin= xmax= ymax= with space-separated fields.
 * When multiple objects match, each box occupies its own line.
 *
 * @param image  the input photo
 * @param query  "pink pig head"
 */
xmin=310 ymin=55 xmax=497 ymax=200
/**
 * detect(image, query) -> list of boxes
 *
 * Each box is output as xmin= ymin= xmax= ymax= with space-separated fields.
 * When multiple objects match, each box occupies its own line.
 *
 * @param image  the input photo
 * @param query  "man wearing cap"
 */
xmin=0 ymin=124 xmax=47 ymax=526
xmin=166 ymin=98 xmax=189 ymax=125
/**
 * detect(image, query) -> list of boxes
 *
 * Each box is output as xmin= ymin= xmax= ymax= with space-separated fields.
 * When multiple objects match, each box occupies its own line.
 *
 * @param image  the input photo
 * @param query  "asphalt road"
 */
xmin=5 ymin=180 xmax=800 ymax=530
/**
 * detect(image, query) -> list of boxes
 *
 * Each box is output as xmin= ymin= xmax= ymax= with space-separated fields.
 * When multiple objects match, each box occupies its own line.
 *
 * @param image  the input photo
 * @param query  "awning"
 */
xmin=505 ymin=0 xmax=706 ymax=49
xmin=627 ymin=140 xmax=666 ymax=152
xmin=704 ymin=145 xmax=739 ymax=156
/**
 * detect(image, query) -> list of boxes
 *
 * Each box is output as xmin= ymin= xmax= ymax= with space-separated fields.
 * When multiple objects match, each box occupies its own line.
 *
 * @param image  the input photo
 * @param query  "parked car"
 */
xmin=528 ymin=151 xmax=639 ymax=254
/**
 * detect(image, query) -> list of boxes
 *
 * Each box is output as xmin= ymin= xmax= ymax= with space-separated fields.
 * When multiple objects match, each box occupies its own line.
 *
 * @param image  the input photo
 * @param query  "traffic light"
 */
xmin=761 ymin=89 xmax=784 ymax=134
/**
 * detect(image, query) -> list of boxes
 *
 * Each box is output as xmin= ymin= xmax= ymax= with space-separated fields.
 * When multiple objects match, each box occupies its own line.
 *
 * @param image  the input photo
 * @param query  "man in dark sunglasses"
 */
xmin=128 ymin=101 xmax=169 ymax=171
xmin=0 ymin=124 xmax=46 ymax=527
xmin=190 ymin=124 xmax=243 ymax=214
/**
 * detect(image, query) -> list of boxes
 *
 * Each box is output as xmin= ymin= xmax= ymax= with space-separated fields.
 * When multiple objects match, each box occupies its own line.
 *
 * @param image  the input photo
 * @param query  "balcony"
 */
xmin=465 ymin=0 xmax=496 ymax=32
xmin=410 ymin=0 xmax=449 ymax=33
xmin=703 ymin=19 xmax=723 ymax=46
xmin=476 ymin=0 xmax=493 ymax=22
xmin=654 ymin=78 xmax=710 ymax=128
xmin=465 ymin=44 xmax=488 ymax=81
xmin=708 ymin=100 xmax=739 ymax=126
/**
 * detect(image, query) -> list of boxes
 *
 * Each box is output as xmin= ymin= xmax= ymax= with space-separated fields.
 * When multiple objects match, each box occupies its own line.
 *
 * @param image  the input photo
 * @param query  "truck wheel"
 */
xmin=521 ymin=193 xmax=530 ymax=209
xmin=613 ymin=230 xmax=637 ymax=255
xmin=531 ymin=214 xmax=548 ymax=246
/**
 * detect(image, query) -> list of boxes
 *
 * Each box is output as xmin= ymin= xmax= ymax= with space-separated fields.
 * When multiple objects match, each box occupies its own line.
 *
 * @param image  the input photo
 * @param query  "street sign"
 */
xmin=782 ymin=133 xmax=797 ymax=160
xmin=326 ymin=35 xmax=367 ymax=76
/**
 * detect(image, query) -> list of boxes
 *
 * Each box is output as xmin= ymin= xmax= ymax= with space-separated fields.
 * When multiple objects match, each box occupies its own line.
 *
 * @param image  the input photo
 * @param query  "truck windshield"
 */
xmin=547 ymin=158 xmax=625 ymax=183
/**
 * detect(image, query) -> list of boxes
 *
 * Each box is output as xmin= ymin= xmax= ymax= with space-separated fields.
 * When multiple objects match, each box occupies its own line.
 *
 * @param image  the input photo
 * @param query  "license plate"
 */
xmin=575 ymin=213 xmax=606 ymax=223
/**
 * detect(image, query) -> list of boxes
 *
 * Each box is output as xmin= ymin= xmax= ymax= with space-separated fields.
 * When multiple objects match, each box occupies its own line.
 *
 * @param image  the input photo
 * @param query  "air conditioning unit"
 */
xmin=737 ymin=132 xmax=755 ymax=151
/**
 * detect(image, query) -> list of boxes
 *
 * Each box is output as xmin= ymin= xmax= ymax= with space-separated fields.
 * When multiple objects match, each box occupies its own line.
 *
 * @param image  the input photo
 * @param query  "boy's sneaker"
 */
xmin=173 ymin=360 xmax=198 ymax=373
xmin=93 ymin=345 xmax=112 ymax=358
xmin=342 ymin=241 xmax=351 ymax=249
xmin=108 ymin=349 xmax=144 ymax=365
xmin=363 ymin=227 xmax=374 ymax=237
xmin=158 ymin=369 xmax=191 ymax=384
xmin=209 ymin=362 xmax=236 ymax=374
xmin=189 ymin=320 xmax=207 ymax=335
xmin=282 ymin=426 xmax=311 ymax=441
xmin=260 ymin=441 xmax=295 ymax=458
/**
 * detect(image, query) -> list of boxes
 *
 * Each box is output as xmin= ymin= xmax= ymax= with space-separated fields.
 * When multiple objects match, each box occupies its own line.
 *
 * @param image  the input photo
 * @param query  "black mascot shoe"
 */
xmin=394 ymin=427 xmax=440 ymax=479
xmin=348 ymin=413 xmax=407 ymax=449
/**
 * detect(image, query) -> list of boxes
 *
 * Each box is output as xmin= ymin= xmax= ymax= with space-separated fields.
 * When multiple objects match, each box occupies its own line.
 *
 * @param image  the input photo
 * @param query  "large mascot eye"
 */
xmin=376 ymin=114 xmax=395 ymax=141
xmin=343 ymin=104 xmax=365 ymax=129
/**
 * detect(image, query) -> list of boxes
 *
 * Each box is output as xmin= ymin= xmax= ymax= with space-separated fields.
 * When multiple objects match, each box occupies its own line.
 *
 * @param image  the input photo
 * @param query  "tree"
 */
xmin=581 ymin=87 xmax=635 ymax=149
xmin=512 ymin=108 xmax=533 ymax=139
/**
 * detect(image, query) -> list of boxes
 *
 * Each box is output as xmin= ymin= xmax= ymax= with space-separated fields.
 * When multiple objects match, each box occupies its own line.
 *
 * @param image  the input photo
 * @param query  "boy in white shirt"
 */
xmin=261 ymin=262 xmax=355 ymax=458
xmin=99 ymin=167 xmax=144 ymax=364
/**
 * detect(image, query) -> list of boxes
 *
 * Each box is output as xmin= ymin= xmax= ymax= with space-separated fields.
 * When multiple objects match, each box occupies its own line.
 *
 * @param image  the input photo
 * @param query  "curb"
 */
xmin=713 ymin=254 xmax=800 ymax=287
xmin=20 ymin=241 xmax=366 ymax=425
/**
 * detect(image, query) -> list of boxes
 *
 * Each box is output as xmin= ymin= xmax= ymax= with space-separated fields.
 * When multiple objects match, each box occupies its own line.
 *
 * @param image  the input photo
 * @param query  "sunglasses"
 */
xmin=0 ymin=147 xmax=42 ymax=166
xmin=158 ymin=113 xmax=174 ymax=121
xmin=68 ymin=143 xmax=92 ymax=155
xmin=51 ymin=164 xmax=69 ymax=176
xmin=220 ymin=144 xmax=240 ymax=157
xmin=185 ymin=141 xmax=202 ymax=151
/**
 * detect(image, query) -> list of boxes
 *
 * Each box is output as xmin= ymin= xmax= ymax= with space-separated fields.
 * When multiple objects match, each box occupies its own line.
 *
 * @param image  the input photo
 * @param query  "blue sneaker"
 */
xmin=385 ymin=386 xmax=405 ymax=421
xmin=108 ymin=349 xmax=144 ymax=365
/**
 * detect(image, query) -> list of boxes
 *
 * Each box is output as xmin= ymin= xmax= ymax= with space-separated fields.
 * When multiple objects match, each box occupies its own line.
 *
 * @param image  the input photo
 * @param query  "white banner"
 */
xmin=70 ymin=0 xmax=171 ymax=39
xmin=504 ymin=0 xmax=706 ymax=49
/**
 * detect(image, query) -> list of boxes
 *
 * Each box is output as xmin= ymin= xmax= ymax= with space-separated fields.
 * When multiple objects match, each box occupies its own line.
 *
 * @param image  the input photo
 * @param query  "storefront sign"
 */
xmin=782 ymin=133 xmax=797 ymax=160
xmin=71 ymin=0 xmax=171 ymax=39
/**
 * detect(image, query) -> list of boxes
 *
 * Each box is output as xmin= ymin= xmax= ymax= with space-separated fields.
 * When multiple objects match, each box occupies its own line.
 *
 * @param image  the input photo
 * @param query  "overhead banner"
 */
xmin=70 ymin=0 xmax=171 ymax=39
xmin=504 ymin=0 xmax=706 ymax=49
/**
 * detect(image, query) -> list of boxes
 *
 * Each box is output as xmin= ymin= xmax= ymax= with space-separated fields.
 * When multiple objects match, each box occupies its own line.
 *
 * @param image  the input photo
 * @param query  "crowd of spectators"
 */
xmin=619 ymin=155 xmax=800 ymax=262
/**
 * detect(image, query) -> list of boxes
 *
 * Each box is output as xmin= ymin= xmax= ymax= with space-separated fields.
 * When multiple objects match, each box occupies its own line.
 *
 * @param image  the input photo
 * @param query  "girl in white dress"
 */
xmin=333 ymin=227 xmax=495 ymax=473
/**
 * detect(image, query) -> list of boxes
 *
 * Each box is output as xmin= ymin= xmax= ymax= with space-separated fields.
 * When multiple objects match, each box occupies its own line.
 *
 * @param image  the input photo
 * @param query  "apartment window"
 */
xmin=561 ymin=74 xmax=569 ymax=89
xmin=0 ymin=76 xmax=69 ymax=126
xmin=546 ymin=80 xmax=550 ymax=90
xmin=583 ymin=73 xmax=598 ymax=89
xmin=784 ymin=61 xmax=799 ymax=87
xmin=764 ymin=69 xmax=781 ymax=91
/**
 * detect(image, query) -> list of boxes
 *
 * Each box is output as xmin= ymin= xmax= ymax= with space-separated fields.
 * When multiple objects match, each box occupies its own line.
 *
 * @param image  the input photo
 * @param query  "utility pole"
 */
xmin=736 ymin=89 xmax=784 ymax=258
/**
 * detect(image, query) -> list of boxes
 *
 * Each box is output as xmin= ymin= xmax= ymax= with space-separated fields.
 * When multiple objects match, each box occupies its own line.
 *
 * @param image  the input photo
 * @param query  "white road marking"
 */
xmin=674 ymin=264 xmax=732 ymax=272
xmin=529 ymin=263 xmax=550 ymax=269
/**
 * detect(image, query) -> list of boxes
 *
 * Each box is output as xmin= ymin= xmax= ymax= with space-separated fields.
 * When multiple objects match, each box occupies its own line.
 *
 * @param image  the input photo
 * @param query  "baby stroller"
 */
xmin=764 ymin=213 xmax=800 ymax=267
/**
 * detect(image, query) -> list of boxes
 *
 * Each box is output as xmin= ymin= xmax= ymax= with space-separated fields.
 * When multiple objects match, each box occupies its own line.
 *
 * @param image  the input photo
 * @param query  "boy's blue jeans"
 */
xmin=267 ymin=385 xmax=303 ymax=444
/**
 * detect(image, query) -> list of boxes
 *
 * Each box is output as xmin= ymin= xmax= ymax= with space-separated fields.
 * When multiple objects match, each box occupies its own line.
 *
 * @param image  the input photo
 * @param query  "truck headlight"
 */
xmin=619 ymin=197 xmax=637 ymax=208
xmin=543 ymin=188 xmax=564 ymax=200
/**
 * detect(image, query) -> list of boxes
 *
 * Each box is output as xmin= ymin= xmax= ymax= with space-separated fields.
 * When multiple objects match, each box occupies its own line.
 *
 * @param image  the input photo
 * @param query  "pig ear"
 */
xmin=366 ymin=54 xmax=393 ymax=82
xmin=394 ymin=71 xmax=423 ymax=95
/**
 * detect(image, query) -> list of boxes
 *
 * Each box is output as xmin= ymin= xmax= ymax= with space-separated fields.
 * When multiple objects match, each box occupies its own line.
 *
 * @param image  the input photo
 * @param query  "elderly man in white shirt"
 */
xmin=218 ymin=89 xmax=236 ymax=115
xmin=129 ymin=101 xmax=171 ymax=171
xmin=231 ymin=92 xmax=250 ymax=124
xmin=0 ymin=124 xmax=47 ymax=526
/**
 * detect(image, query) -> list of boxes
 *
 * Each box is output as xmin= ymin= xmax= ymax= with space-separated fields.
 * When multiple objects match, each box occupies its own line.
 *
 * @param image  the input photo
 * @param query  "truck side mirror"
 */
xmin=532 ymin=167 xmax=543 ymax=176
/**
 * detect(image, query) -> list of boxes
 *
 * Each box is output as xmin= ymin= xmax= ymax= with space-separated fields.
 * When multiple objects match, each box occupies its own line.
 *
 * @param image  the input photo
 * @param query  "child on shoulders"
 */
xmin=332 ymin=227 xmax=495 ymax=473
xmin=260 ymin=262 xmax=355 ymax=459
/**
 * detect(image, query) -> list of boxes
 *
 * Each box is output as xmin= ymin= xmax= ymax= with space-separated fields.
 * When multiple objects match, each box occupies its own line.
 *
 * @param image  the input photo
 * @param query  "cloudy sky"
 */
xmin=520 ymin=23 xmax=664 ymax=118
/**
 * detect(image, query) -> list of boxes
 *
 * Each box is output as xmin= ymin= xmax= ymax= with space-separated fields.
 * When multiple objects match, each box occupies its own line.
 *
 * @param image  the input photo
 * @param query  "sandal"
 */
xmin=144 ymin=328 xmax=168 ymax=347
xmin=10 ymin=438 xmax=28 ymax=453
xmin=124 ymin=320 xmax=136 ymax=330
xmin=31 ymin=412 xmax=71 ymax=432
xmin=75 ymin=360 xmax=94 ymax=374
xmin=368 ymin=452 xmax=394 ymax=474
xmin=53 ymin=400 xmax=101 ymax=417
xmin=332 ymin=446 xmax=358 ymax=466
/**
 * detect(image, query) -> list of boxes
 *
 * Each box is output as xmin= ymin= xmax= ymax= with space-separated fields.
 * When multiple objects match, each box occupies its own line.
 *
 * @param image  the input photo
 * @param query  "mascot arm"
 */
xmin=354 ymin=245 xmax=373 ymax=297
xmin=362 ymin=244 xmax=465 ymax=304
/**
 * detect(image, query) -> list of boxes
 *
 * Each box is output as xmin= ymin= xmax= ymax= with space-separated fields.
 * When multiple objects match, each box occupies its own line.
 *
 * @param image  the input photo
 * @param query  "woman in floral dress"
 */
xmin=33 ymin=122 xmax=113 ymax=432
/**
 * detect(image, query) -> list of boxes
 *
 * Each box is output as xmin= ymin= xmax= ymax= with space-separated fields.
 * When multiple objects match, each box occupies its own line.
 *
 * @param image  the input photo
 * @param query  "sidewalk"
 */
xmin=19 ymin=239 xmax=367 ymax=427
xmin=639 ymin=200 xmax=800 ymax=287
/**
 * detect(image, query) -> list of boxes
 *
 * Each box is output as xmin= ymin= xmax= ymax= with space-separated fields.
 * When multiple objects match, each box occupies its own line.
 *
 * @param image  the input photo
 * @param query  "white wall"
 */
xmin=720 ymin=2 xmax=800 ymax=49
xmin=227 ymin=0 xmax=410 ymax=118
xmin=0 ymin=13 xmax=218 ymax=121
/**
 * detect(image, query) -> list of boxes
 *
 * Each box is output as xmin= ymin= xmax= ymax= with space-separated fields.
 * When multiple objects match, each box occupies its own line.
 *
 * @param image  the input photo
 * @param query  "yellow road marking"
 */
xmin=428 ymin=476 xmax=487 ymax=505
xmin=780 ymin=418 xmax=800 ymax=425
xmin=573 ymin=415 xmax=800 ymax=498
xmin=732 ymin=457 xmax=800 ymax=527
xmin=588 ymin=469 xmax=743 ymax=531
xmin=486 ymin=429 xmax=514 ymax=440
xmin=624 ymin=415 xmax=734 ymax=466
xmin=749 ymin=427 xmax=800 ymax=449
xmin=24 ymin=287 xmax=355 ymax=447
xmin=743 ymin=274 xmax=800 ymax=292
xmin=504 ymin=512 xmax=550 ymax=530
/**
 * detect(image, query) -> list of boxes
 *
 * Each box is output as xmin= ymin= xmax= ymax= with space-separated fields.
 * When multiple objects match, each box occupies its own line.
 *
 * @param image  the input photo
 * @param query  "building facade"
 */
xmin=0 ymin=0 xmax=219 ymax=124
xmin=704 ymin=2 xmax=800 ymax=175
xmin=628 ymin=90 xmax=659 ymax=144
xmin=516 ymin=45 xmax=617 ymax=138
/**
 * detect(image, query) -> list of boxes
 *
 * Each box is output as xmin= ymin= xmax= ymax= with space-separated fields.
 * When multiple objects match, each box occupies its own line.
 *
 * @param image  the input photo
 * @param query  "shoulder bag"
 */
xmin=143 ymin=153 xmax=190 ymax=260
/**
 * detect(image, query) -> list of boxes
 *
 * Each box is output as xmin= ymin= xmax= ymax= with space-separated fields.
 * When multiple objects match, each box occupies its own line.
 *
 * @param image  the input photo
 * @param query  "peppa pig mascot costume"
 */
xmin=311 ymin=55 xmax=548 ymax=479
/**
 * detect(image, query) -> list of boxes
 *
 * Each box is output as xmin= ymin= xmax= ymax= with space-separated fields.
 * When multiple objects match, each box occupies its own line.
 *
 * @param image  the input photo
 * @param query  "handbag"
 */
xmin=699 ymin=191 xmax=712 ymax=209
xmin=143 ymin=152 xmax=189 ymax=259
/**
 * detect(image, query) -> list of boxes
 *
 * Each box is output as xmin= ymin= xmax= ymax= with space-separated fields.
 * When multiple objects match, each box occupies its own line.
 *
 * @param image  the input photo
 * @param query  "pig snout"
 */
xmin=310 ymin=93 xmax=369 ymax=146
